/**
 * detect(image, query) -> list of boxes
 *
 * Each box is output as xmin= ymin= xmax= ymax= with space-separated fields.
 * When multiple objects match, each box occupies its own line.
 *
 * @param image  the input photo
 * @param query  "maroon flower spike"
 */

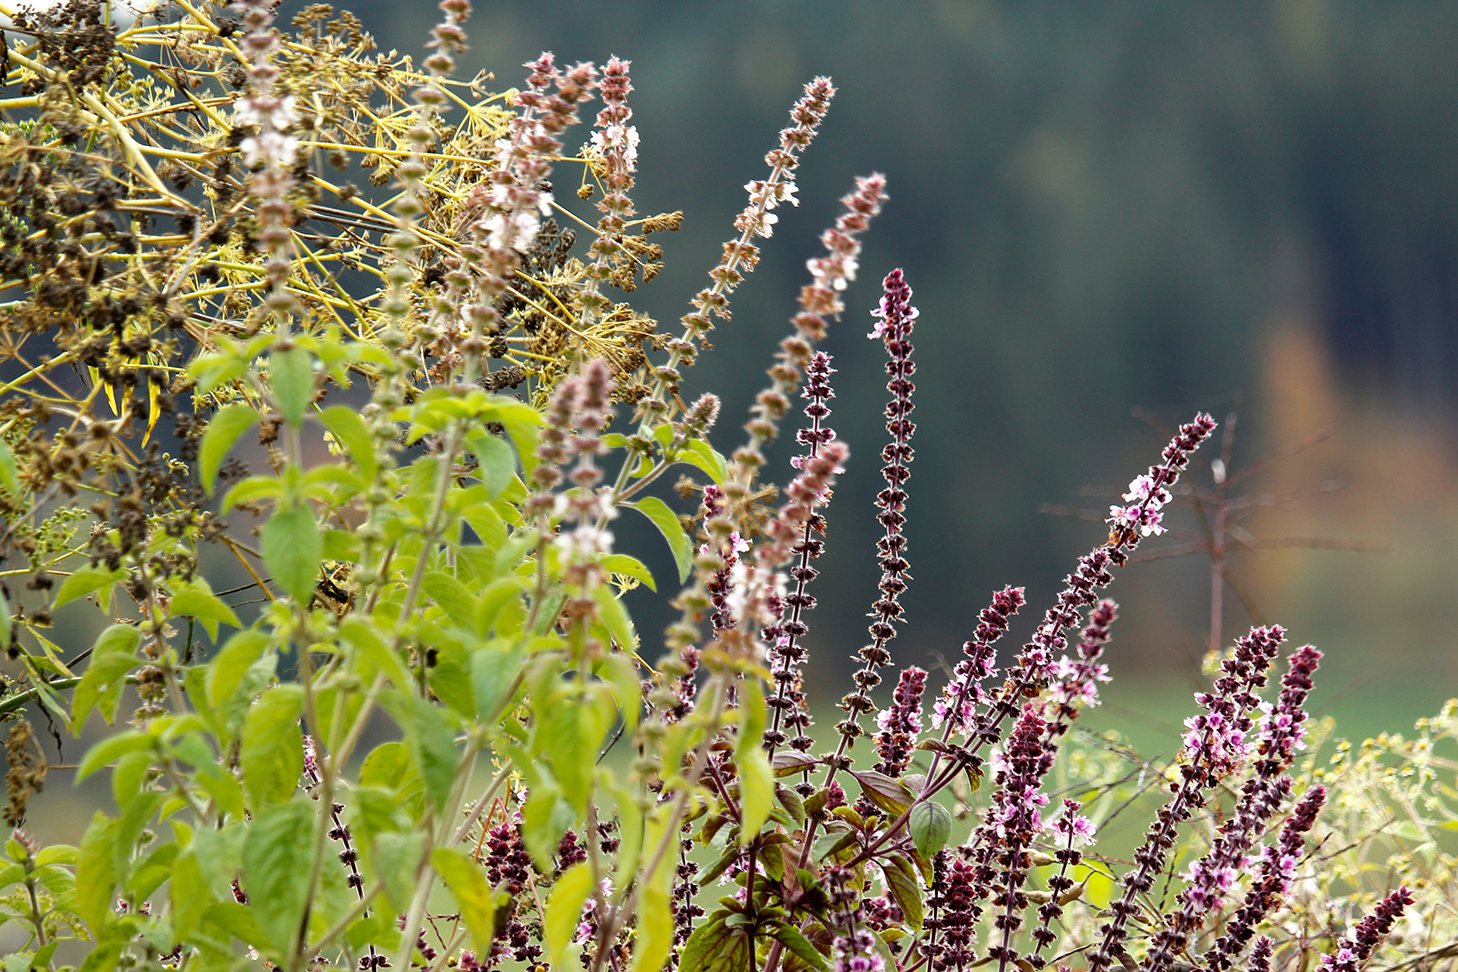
xmin=1247 ymin=938 xmax=1275 ymax=972
xmin=1202 ymin=785 xmax=1328 ymax=972
xmin=764 ymin=352 xmax=842 ymax=772
xmin=1320 ymin=887 xmax=1415 ymax=972
xmin=1143 ymin=644 xmax=1322 ymax=972
xmin=1088 ymin=625 xmax=1285 ymax=972
xmin=827 ymin=269 xmax=918 ymax=769
xmin=872 ymin=666 xmax=927 ymax=777
xmin=932 ymin=585 xmax=1025 ymax=742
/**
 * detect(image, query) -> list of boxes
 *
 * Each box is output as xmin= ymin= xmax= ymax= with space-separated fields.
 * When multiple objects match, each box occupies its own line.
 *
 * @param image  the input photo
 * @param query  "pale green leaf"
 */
xmin=75 ymin=812 xmax=117 ymax=932
xmin=199 ymin=404 xmax=259 ymax=495
xmin=242 ymin=801 xmax=314 ymax=956
xmin=262 ymin=500 xmax=322 ymax=603
xmin=625 ymin=497 xmax=693 ymax=584
xmin=467 ymin=429 xmax=516 ymax=499
xmin=72 ymin=624 xmax=140 ymax=733
xmin=629 ymin=884 xmax=674 ymax=972
xmin=320 ymin=405 xmax=377 ymax=480
xmin=167 ymin=579 xmax=242 ymax=640
xmin=430 ymin=848 xmax=497 ymax=956
xmin=545 ymin=862 xmax=594 ymax=967
xmin=738 ymin=748 xmax=773 ymax=844
xmin=52 ymin=564 xmax=126 ymax=610
xmin=239 ymin=685 xmax=303 ymax=810
xmin=269 ymin=347 xmax=314 ymax=428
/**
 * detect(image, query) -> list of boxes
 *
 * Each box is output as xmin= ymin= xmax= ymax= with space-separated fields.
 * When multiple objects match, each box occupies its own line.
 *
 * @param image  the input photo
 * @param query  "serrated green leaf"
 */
xmin=242 ymin=801 xmax=314 ymax=957
xmin=75 ymin=812 xmax=117 ymax=932
xmin=849 ymin=769 xmax=916 ymax=818
xmin=77 ymin=731 xmax=152 ymax=782
xmin=431 ymin=847 xmax=497 ymax=956
xmin=72 ymin=624 xmax=140 ymax=732
xmin=53 ymin=564 xmax=126 ymax=610
xmin=409 ymin=696 xmax=457 ymax=812
xmin=239 ymin=685 xmax=303 ymax=810
xmin=320 ymin=405 xmax=377 ymax=480
xmin=262 ymin=500 xmax=322 ymax=603
xmin=199 ymin=404 xmax=259 ymax=495
xmin=545 ymin=861 xmax=594 ymax=967
xmin=269 ymin=347 xmax=313 ymax=428
xmin=679 ymin=917 xmax=748 ymax=972
xmin=167 ymin=579 xmax=242 ymax=640
xmin=625 ymin=496 xmax=692 ymax=584
xmin=467 ymin=429 xmax=516 ymax=499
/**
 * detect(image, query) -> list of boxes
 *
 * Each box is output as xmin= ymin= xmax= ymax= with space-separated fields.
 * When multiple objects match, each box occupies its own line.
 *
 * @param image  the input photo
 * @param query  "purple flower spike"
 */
xmin=1089 ymin=625 xmax=1285 ymax=972
xmin=1320 ymin=887 xmax=1415 ymax=972
xmin=1202 ymin=785 xmax=1327 ymax=972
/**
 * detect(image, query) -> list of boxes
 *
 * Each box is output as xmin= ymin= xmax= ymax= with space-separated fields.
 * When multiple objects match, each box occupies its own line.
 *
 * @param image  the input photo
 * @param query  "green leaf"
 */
xmin=360 ymin=742 xmax=424 ymax=820
xmin=679 ymin=439 xmax=729 ymax=485
xmin=630 ymin=884 xmax=674 ymax=972
xmin=262 ymin=500 xmax=322 ymax=603
xmin=594 ymin=585 xmax=638 ymax=652
xmin=539 ymin=694 xmax=605 ymax=812
xmin=736 ymin=678 xmax=766 ymax=759
xmin=769 ymin=922 xmax=831 ymax=972
xmin=849 ymin=770 xmax=916 ymax=818
xmin=883 ymin=855 xmax=925 ymax=931
xmin=372 ymin=831 xmax=426 ymax=914
xmin=269 ymin=346 xmax=314 ymax=428
xmin=596 ymin=652 xmax=642 ymax=731
xmin=624 ymin=497 xmax=693 ymax=584
xmin=738 ymin=747 xmax=773 ymax=844
xmin=338 ymin=616 xmax=412 ymax=689
xmin=545 ymin=861 xmax=594 ymax=967
xmin=908 ymin=800 xmax=952 ymax=859
xmin=239 ymin=685 xmax=303 ymax=810
xmin=430 ymin=848 xmax=497 ymax=956
xmin=409 ymin=696 xmax=458 ymax=812
xmin=171 ymin=848 xmax=212 ymax=940
xmin=72 ymin=624 xmax=140 ymax=732
xmin=167 ymin=579 xmax=242 ymax=641
xmin=242 ymin=801 xmax=315 ymax=957
xmin=466 ymin=428 xmax=517 ymax=499
xmin=52 ymin=564 xmax=126 ymax=610
xmin=320 ymin=405 xmax=377 ymax=480
xmin=75 ymin=812 xmax=117 ymax=932
xmin=422 ymin=571 xmax=477 ymax=632
xmin=0 ymin=439 xmax=21 ymax=499
xmin=678 ymin=917 xmax=748 ymax=972
xmin=471 ymin=642 xmax=523 ymax=721
xmin=199 ymin=404 xmax=259 ymax=495
xmin=599 ymin=553 xmax=656 ymax=592
xmin=521 ymin=784 xmax=573 ymax=872
xmin=77 ymin=731 xmax=152 ymax=782
xmin=207 ymin=629 xmax=270 ymax=710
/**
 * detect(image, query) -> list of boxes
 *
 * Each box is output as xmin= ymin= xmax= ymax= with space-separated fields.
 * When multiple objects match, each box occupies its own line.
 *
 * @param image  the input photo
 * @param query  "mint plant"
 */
xmin=0 ymin=2 xmax=1420 ymax=971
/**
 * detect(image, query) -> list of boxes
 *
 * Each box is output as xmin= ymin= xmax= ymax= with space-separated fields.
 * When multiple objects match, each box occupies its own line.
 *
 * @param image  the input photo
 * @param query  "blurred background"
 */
xmin=323 ymin=0 xmax=1458 ymax=749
